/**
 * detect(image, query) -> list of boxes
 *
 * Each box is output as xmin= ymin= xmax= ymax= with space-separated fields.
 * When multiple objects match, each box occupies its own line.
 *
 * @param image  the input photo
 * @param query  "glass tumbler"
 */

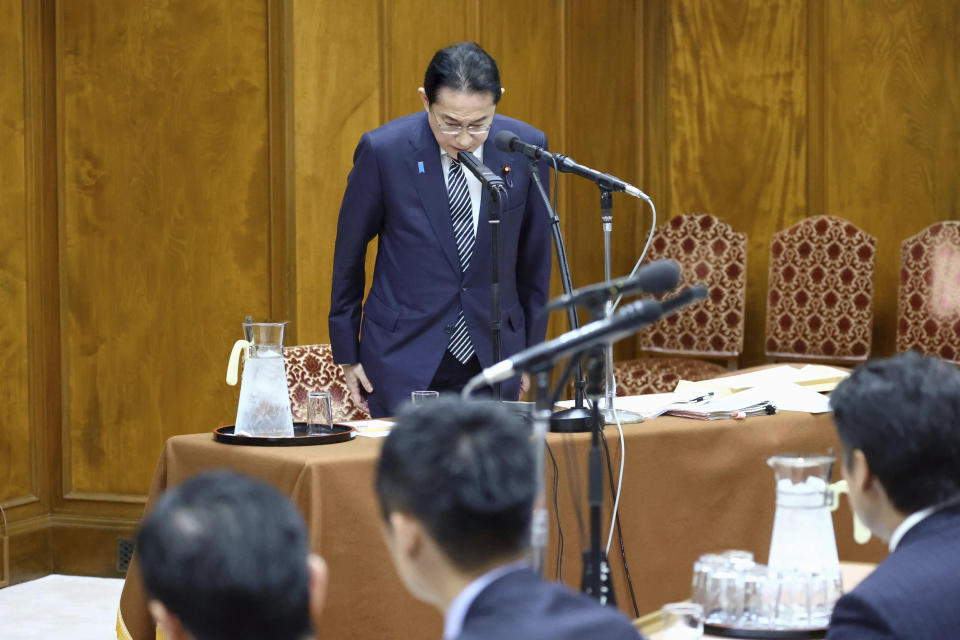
xmin=307 ymin=391 xmax=334 ymax=435
xmin=662 ymin=602 xmax=704 ymax=640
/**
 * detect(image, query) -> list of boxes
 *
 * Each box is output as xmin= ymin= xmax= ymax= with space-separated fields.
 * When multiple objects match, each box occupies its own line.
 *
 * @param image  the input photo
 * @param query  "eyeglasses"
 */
xmin=430 ymin=108 xmax=492 ymax=136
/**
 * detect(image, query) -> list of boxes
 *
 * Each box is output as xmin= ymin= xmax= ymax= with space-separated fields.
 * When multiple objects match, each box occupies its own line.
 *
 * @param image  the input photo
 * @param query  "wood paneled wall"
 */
xmin=1 ymin=0 xmax=957 ymax=584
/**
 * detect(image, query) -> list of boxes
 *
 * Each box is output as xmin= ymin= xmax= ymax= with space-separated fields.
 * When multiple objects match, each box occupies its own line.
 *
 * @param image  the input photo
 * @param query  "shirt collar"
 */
xmin=889 ymin=505 xmax=937 ymax=552
xmin=443 ymin=560 xmax=527 ymax=640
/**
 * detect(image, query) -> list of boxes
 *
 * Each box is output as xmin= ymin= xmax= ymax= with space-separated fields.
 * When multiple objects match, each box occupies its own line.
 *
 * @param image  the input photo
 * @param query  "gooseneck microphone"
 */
xmin=467 ymin=285 xmax=707 ymax=390
xmin=545 ymin=259 xmax=681 ymax=312
xmin=457 ymin=150 xmax=505 ymax=189
xmin=494 ymin=130 xmax=649 ymax=200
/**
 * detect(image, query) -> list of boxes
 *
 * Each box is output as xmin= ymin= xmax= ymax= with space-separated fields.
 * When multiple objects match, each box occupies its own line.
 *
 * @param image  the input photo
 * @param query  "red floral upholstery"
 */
xmin=612 ymin=214 xmax=746 ymax=395
xmin=283 ymin=344 xmax=370 ymax=423
xmin=897 ymin=222 xmax=960 ymax=363
xmin=765 ymin=216 xmax=876 ymax=362
xmin=613 ymin=357 xmax=728 ymax=396
xmin=640 ymin=213 xmax=748 ymax=359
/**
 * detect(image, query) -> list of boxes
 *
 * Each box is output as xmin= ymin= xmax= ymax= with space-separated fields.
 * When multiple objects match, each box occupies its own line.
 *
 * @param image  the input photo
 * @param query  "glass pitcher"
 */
xmin=767 ymin=454 xmax=840 ymax=575
xmin=225 ymin=321 xmax=294 ymax=438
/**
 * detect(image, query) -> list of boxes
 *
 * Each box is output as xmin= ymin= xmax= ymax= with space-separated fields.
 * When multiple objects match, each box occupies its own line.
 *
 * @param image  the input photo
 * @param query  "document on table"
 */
xmin=348 ymin=419 xmax=395 ymax=438
xmin=554 ymin=389 xmax=707 ymax=419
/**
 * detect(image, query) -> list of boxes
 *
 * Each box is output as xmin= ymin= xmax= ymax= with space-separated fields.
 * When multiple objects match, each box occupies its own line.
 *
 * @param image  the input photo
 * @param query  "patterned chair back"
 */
xmin=897 ymin=222 xmax=960 ymax=363
xmin=640 ymin=213 xmax=747 ymax=362
xmin=765 ymin=215 xmax=876 ymax=362
xmin=282 ymin=344 xmax=370 ymax=423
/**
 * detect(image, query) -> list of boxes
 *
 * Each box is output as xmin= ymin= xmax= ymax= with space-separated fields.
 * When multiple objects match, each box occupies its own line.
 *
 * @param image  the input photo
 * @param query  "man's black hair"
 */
xmin=136 ymin=471 xmax=312 ymax=640
xmin=375 ymin=397 xmax=534 ymax=571
xmin=830 ymin=351 xmax=960 ymax=513
xmin=423 ymin=42 xmax=502 ymax=105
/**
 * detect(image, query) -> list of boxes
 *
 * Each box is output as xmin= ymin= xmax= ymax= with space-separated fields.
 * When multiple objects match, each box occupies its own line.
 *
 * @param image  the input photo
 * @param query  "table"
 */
xmin=117 ymin=411 xmax=888 ymax=640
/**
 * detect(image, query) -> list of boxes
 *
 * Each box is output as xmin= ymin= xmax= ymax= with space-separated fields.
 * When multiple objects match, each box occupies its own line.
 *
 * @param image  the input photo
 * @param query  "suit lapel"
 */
xmin=410 ymin=114 xmax=462 ymax=276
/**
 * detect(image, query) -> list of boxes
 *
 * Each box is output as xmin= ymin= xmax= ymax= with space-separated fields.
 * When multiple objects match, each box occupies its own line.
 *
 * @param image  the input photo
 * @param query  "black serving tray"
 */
xmin=214 ymin=423 xmax=355 ymax=446
xmin=704 ymin=623 xmax=826 ymax=639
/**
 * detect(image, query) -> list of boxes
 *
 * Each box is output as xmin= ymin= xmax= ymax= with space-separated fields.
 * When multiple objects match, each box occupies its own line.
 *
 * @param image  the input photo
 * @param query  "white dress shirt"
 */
xmin=888 ymin=505 xmax=937 ymax=552
xmin=440 ymin=146 xmax=482 ymax=237
xmin=442 ymin=561 xmax=528 ymax=640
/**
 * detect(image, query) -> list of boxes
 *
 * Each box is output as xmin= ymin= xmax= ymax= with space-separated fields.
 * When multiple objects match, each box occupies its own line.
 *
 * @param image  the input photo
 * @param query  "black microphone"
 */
xmin=468 ymin=285 xmax=707 ymax=388
xmin=457 ymin=150 xmax=505 ymax=189
xmin=545 ymin=259 xmax=681 ymax=312
xmin=494 ymin=130 xmax=649 ymax=200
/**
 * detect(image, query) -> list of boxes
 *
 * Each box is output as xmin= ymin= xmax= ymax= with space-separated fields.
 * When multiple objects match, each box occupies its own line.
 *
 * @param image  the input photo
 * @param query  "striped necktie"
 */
xmin=446 ymin=159 xmax=476 ymax=364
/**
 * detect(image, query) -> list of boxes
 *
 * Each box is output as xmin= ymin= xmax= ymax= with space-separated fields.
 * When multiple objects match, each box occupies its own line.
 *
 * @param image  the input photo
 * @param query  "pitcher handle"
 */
xmin=829 ymin=480 xmax=872 ymax=545
xmin=226 ymin=339 xmax=250 ymax=386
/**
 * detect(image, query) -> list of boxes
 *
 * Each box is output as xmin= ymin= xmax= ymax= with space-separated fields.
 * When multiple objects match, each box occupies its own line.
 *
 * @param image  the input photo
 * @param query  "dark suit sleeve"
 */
xmin=826 ymin=592 xmax=897 ymax=640
xmin=328 ymin=132 xmax=384 ymax=364
xmin=516 ymin=131 xmax=553 ymax=347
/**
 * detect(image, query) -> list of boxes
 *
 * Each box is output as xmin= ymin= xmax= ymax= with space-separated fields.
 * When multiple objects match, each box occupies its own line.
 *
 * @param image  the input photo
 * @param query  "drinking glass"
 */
xmin=661 ymin=602 xmax=704 ymax=640
xmin=307 ymin=391 xmax=334 ymax=435
xmin=411 ymin=390 xmax=440 ymax=405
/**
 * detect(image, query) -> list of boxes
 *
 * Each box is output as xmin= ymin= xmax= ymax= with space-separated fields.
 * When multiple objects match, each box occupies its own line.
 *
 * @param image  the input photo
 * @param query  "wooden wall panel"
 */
xmin=292 ymin=0 xmax=381 ymax=344
xmin=825 ymin=0 xmax=960 ymax=357
xmin=59 ymin=0 xmax=274 ymax=498
xmin=665 ymin=0 xmax=809 ymax=365
xmin=0 ymin=0 xmax=34 ymax=506
xmin=381 ymin=0 xmax=479 ymax=122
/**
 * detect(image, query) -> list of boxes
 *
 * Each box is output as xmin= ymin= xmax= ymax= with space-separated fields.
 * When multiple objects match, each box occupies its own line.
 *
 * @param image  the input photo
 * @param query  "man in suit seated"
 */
xmin=375 ymin=397 xmax=643 ymax=640
xmin=135 ymin=471 xmax=328 ymax=640
xmin=827 ymin=352 xmax=960 ymax=639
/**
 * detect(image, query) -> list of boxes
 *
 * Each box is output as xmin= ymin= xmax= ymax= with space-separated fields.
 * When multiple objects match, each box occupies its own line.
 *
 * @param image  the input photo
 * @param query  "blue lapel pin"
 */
xmin=417 ymin=161 xmax=425 ymax=174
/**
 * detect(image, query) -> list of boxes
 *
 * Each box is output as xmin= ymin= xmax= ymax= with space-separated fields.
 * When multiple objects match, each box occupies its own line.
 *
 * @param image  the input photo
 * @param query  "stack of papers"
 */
xmin=347 ymin=419 xmax=395 ymax=438
xmin=554 ymin=364 xmax=845 ymax=420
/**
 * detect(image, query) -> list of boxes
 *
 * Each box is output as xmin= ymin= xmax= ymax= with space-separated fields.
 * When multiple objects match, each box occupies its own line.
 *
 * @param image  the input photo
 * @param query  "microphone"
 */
xmin=494 ymin=130 xmax=649 ymax=200
xmin=457 ymin=150 xmax=505 ymax=189
xmin=468 ymin=285 xmax=707 ymax=389
xmin=545 ymin=259 xmax=681 ymax=313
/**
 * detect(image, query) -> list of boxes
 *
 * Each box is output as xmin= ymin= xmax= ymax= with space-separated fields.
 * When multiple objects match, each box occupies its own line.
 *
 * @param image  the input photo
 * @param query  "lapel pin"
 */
xmin=501 ymin=164 xmax=513 ymax=188
xmin=417 ymin=161 xmax=425 ymax=174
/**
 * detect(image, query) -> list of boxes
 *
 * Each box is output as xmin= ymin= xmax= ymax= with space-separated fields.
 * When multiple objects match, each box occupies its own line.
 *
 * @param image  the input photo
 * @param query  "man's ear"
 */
xmin=389 ymin=511 xmax=423 ymax=560
xmin=849 ymin=449 xmax=875 ymax=494
xmin=418 ymin=87 xmax=429 ymax=111
xmin=307 ymin=554 xmax=329 ymax=631
xmin=148 ymin=599 xmax=190 ymax=640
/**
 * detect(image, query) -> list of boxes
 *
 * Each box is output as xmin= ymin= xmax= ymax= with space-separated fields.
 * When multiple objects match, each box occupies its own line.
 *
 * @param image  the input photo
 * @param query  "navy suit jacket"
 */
xmin=827 ymin=504 xmax=960 ymax=639
xmin=455 ymin=567 xmax=644 ymax=640
xmin=329 ymin=112 xmax=552 ymax=417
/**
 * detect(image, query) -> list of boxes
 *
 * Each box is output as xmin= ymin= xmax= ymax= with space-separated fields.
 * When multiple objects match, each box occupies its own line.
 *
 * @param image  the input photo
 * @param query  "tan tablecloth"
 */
xmin=117 ymin=411 xmax=888 ymax=640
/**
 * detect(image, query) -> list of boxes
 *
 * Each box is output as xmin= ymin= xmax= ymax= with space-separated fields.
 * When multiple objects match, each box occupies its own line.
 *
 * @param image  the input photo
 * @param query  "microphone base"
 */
xmin=549 ymin=407 xmax=592 ymax=433
xmin=600 ymin=407 xmax=644 ymax=425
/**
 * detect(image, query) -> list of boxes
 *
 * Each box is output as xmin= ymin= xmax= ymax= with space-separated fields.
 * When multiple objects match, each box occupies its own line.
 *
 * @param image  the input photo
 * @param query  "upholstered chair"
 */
xmin=614 ymin=213 xmax=747 ymax=395
xmin=897 ymin=221 xmax=960 ymax=364
xmin=283 ymin=344 xmax=370 ymax=422
xmin=765 ymin=215 xmax=876 ymax=363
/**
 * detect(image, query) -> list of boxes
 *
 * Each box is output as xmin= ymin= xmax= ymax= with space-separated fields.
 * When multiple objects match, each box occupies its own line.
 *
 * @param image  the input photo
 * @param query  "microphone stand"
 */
xmin=486 ymin=182 xmax=506 ymax=401
xmin=598 ymin=188 xmax=643 ymax=424
xmin=528 ymin=365 xmax=553 ymax=573
xmin=528 ymin=160 xmax=590 ymax=433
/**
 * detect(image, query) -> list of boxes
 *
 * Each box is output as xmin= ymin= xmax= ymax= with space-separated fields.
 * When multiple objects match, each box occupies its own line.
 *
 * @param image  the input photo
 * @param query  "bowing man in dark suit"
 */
xmin=328 ymin=42 xmax=552 ymax=418
xmin=375 ymin=398 xmax=644 ymax=640
xmin=826 ymin=352 xmax=960 ymax=640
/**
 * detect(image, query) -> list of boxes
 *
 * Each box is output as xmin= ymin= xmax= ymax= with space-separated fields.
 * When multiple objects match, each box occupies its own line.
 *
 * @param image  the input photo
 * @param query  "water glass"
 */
xmin=411 ymin=390 xmax=440 ymax=405
xmin=661 ymin=602 xmax=704 ymax=640
xmin=307 ymin=391 xmax=334 ymax=435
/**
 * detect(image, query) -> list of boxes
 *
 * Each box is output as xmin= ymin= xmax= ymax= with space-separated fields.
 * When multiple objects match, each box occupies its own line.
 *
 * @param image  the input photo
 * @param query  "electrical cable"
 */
xmin=605 ymin=402 xmax=626 ymax=555
xmin=545 ymin=440 xmax=563 ymax=580
xmin=599 ymin=425 xmax=640 ymax=617
xmin=613 ymin=196 xmax=657 ymax=310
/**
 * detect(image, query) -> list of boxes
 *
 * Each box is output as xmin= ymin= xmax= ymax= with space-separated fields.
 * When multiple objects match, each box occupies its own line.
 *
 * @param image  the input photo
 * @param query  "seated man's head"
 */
xmin=135 ymin=471 xmax=327 ymax=640
xmin=830 ymin=352 xmax=960 ymax=540
xmin=375 ymin=398 xmax=534 ymax=608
